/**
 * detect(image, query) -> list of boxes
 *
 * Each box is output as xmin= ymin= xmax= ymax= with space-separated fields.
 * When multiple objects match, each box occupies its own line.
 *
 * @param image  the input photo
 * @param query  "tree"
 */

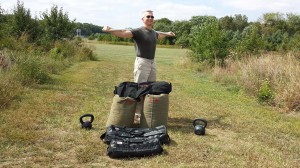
xmin=171 ymin=20 xmax=191 ymax=47
xmin=10 ymin=0 xmax=39 ymax=41
xmin=0 ymin=4 xmax=4 ymax=22
xmin=287 ymin=31 xmax=300 ymax=51
xmin=41 ymin=5 xmax=75 ymax=42
xmin=286 ymin=13 xmax=300 ymax=36
xmin=236 ymin=25 xmax=264 ymax=54
xmin=219 ymin=16 xmax=235 ymax=30
xmin=190 ymin=21 xmax=229 ymax=66
xmin=0 ymin=5 xmax=5 ymax=38
xmin=233 ymin=14 xmax=249 ymax=31
xmin=259 ymin=12 xmax=286 ymax=35
xmin=189 ymin=15 xmax=217 ymax=27
xmin=219 ymin=14 xmax=248 ymax=31
xmin=154 ymin=18 xmax=173 ymax=45
xmin=75 ymin=22 xmax=103 ymax=37
xmin=154 ymin=18 xmax=172 ymax=31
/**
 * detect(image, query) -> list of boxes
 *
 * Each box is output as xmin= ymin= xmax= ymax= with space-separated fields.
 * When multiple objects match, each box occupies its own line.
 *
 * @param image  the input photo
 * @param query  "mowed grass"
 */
xmin=1 ymin=43 xmax=300 ymax=167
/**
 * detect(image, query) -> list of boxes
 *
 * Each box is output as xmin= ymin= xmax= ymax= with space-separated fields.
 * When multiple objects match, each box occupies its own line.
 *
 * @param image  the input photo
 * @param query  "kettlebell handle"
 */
xmin=80 ymin=114 xmax=94 ymax=124
xmin=193 ymin=118 xmax=207 ymax=128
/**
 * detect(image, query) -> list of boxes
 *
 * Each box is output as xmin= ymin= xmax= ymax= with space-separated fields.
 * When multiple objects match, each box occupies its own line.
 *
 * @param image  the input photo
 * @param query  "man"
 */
xmin=102 ymin=10 xmax=175 ymax=83
xmin=102 ymin=10 xmax=175 ymax=124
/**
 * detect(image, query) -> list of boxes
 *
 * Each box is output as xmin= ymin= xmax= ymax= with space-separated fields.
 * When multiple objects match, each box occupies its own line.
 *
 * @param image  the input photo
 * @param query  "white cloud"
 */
xmin=156 ymin=2 xmax=216 ymax=21
xmin=222 ymin=0 xmax=300 ymax=12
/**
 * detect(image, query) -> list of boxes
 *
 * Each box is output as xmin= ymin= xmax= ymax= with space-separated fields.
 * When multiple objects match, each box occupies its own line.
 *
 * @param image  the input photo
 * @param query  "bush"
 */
xmin=258 ymin=79 xmax=274 ymax=103
xmin=287 ymin=31 xmax=300 ymax=51
xmin=190 ymin=22 xmax=229 ymax=66
xmin=49 ymin=40 xmax=96 ymax=62
xmin=11 ymin=52 xmax=51 ymax=85
xmin=235 ymin=25 xmax=264 ymax=55
xmin=49 ymin=47 xmax=63 ymax=61
xmin=76 ymin=46 xmax=97 ymax=61
xmin=88 ymin=34 xmax=96 ymax=40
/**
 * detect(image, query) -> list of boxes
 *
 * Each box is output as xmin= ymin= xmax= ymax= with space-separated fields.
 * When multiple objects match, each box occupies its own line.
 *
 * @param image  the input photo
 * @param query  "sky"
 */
xmin=1 ymin=0 xmax=300 ymax=29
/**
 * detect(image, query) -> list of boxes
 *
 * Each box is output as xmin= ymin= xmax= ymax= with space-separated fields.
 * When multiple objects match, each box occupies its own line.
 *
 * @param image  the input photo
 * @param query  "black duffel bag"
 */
xmin=100 ymin=125 xmax=170 ymax=158
xmin=107 ymin=138 xmax=163 ymax=158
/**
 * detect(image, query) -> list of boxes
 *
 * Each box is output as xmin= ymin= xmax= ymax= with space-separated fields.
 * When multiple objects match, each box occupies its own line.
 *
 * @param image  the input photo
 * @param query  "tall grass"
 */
xmin=213 ymin=52 xmax=300 ymax=112
xmin=1 ymin=44 xmax=299 ymax=167
xmin=0 ymin=39 xmax=97 ymax=109
xmin=0 ymin=71 xmax=22 ymax=108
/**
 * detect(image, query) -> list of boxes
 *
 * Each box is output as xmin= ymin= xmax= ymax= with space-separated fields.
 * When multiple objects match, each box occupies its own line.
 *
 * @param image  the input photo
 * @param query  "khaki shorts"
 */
xmin=134 ymin=57 xmax=157 ymax=83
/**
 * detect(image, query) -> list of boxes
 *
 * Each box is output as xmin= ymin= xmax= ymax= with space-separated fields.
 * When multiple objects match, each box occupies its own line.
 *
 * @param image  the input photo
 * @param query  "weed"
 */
xmin=0 ymin=50 xmax=12 ymax=70
xmin=0 ymin=71 xmax=23 ymax=108
xmin=258 ymin=79 xmax=274 ymax=103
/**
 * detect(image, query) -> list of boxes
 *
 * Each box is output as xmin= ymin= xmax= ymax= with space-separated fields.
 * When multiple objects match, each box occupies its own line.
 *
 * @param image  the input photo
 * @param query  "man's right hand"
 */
xmin=102 ymin=26 xmax=111 ymax=32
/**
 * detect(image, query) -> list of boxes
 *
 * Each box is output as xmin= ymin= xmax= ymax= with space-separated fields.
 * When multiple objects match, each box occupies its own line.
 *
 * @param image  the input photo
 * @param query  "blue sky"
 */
xmin=1 ymin=0 xmax=300 ymax=29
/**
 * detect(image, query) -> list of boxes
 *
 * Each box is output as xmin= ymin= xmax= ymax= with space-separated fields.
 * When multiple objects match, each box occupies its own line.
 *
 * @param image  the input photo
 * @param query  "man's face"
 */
xmin=142 ymin=12 xmax=154 ymax=27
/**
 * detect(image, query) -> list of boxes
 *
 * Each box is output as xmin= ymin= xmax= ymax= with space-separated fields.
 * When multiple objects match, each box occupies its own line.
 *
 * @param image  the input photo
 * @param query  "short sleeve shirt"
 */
xmin=131 ymin=27 xmax=158 ymax=60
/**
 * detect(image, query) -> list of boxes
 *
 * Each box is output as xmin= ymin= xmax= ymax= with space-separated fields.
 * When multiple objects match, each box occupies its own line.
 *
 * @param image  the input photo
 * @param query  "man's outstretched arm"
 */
xmin=157 ymin=31 xmax=176 ymax=39
xmin=102 ymin=26 xmax=133 ymax=38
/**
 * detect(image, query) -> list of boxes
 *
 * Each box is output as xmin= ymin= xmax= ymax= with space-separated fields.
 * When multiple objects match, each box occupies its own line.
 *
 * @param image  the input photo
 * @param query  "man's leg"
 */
xmin=148 ymin=60 xmax=157 ymax=82
xmin=134 ymin=57 xmax=151 ymax=83
xmin=133 ymin=57 xmax=152 ymax=124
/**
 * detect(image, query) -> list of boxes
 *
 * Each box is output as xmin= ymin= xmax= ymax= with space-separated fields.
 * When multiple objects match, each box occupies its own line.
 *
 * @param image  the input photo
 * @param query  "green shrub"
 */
xmin=54 ymin=41 xmax=76 ymax=59
xmin=88 ymin=34 xmax=96 ymax=40
xmin=235 ymin=25 xmax=264 ymax=55
xmin=76 ymin=36 xmax=82 ymax=42
xmin=42 ymin=55 xmax=66 ymax=74
xmin=76 ymin=46 xmax=97 ymax=61
xmin=50 ymin=40 xmax=96 ymax=62
xmin=0 ymin=36 xmax=19 ymax=50
xmin=12 ymin=53 xmax=51 ymax=85
xmin=49 ymin=47 xmax=63 ymax=61
xmin=258 ymin=79 xmax=274 ymax=103
xmin=287 ymin=32 xmax=300 ymax=51
xmin=190 ymin=21 xmax=229 ymax=66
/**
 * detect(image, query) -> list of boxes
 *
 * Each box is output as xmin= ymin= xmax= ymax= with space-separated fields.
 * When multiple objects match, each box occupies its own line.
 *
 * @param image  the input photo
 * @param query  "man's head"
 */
xmin=141 ymin=10 xmax=154 ymax=28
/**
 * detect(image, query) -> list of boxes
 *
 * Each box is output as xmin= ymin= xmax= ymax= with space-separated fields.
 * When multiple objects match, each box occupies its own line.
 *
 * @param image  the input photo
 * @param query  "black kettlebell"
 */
xmin=193 ymin=118 xmax=207 ymax=136
xmin=80 ymin=114 xmax=94 ymax=129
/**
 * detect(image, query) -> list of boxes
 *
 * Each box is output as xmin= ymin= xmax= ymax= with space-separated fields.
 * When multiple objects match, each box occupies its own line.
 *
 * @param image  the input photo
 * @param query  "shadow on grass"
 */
xmin=168 ymin=115 xmax=232 ymax=134
xmin=168 ymin=117 xmax=194 ymax=134
xmin=206 ymin=115 xmax=232 ymax=130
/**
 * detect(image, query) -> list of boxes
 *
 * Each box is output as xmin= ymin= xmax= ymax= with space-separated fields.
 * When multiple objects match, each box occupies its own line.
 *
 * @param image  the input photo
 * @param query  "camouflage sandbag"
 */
xmin=140 ymin=94 xmax=169 ymax=128
xmin=100 ymin=125 xmax=171 ymax=158
xmin=106 ymin=95 xmax=137 ymax=127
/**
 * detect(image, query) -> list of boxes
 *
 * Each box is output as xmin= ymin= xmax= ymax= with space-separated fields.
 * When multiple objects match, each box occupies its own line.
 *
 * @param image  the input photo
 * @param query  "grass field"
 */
xmin=1 ymin=43 xmax=300 ymax=167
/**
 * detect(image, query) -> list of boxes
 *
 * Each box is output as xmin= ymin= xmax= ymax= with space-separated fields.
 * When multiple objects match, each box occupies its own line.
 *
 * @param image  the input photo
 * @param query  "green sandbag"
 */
xmin=140 ymin=94 xmax=169 ymax=128
xmin=106 ymin=95 xmax=137 ymax=127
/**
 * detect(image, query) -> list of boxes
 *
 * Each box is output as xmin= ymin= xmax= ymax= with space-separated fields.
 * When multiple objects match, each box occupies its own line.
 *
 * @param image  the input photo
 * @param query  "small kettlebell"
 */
xmin=80 ymin=114 xmax=94 ymax=129
xmin=193 ymin=118 xmax=207 ymax=136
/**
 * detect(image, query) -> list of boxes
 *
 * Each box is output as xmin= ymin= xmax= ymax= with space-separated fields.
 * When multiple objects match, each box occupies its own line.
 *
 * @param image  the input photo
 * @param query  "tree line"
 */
xmin=1 ymin=1 xmax=300 ymax=66
xmin=92 ymin=13 xmax=300 ymax=66
xmin=0 ymin=1 xmax=78 ymax=50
